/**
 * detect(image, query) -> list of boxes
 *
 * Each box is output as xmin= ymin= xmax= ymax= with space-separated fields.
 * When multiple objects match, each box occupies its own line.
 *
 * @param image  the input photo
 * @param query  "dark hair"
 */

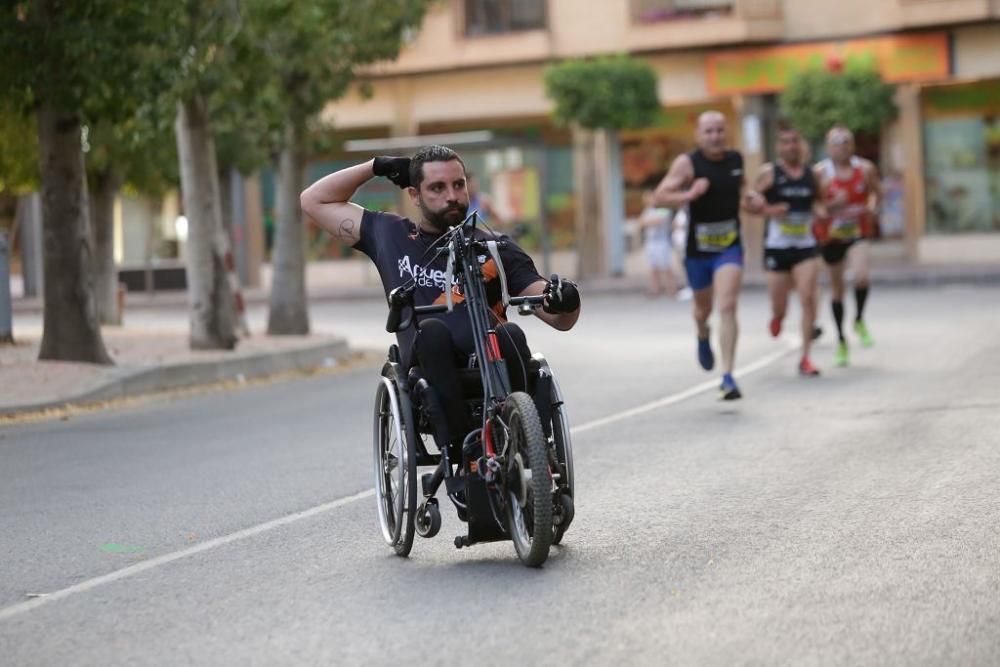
xmin=409 ymin=145 xmax=465 ymax=189
xmin=775 ymin=117 xmax=798 ymax=134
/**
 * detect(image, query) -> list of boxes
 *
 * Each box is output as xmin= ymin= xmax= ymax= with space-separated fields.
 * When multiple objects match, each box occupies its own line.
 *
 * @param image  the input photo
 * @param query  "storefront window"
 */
xmin=922 ymin=80 xmax=1000 ymax=234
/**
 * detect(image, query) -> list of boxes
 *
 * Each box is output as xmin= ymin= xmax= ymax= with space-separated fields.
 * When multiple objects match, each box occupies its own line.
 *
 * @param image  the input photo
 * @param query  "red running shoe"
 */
xmin=799 ymin=356 xmax=820 ymax=376
xmin=769 ymin=317 xmax=782 ymax=338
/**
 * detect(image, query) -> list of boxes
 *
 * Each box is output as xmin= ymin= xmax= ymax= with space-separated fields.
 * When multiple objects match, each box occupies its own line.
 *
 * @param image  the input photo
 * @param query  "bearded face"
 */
xmin=408 ymin=159 xmax=470 ymax=234
xmin=419 ymin=197 xmax=468 ymax=232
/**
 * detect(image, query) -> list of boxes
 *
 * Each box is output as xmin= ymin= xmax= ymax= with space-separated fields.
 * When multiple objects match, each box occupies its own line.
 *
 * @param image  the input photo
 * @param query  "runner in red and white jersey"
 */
xmin=814 ymin=126 xmax=881 ymax=367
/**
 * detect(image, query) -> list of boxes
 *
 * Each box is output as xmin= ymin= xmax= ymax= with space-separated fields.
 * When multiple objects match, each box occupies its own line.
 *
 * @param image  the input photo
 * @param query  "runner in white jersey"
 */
xmin=746 ymin=120 xmax=824 ymax=375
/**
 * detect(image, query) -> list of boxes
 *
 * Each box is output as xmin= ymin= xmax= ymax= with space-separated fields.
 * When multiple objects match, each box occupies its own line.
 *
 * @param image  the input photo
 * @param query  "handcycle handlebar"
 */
xmin=509 ymin=294 xmax=546 ymax=317
xmin=507 ymin=295 xmax=546 ymax=306
xmin=385 ymin=285 xmax=452 ymax=333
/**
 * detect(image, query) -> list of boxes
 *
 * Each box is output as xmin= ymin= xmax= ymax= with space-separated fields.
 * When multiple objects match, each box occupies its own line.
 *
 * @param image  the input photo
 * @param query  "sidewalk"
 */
xmin=0 ymin=328 xmax=352 ymax=418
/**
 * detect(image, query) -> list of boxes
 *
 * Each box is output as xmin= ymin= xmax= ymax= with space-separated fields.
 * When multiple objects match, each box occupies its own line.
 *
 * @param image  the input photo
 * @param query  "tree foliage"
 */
xmin=780 ymin=64 xmax=898 ymax=143
xmin=544 ymin=55 xmax=661 ymax=130
xmin=0 ymin=102 xmax=38 ymax=199
xmin=0 ymin=2 xmax=164 ymax=125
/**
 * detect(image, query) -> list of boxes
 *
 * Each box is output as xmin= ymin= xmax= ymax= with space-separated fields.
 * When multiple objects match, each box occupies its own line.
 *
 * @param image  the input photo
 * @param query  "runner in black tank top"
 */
xmin=652 ymin=110 xmax=746 ymax=400
xmin=687 ymin=149 xmax=743 ymax=259
xmin=748 ymin=120 xmax=822 ymax=376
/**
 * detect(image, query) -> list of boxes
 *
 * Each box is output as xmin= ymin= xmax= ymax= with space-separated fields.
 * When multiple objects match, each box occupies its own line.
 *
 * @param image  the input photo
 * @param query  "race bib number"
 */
xmin=831 ymin=205 xmax=866 ymax=240
xmin=830 ymin=218 xmax=860 ymax=240
xmin=695 ymin=220 xmax=738 ymax=253
xmin=777 ymin=212 xmax=812 ymax=239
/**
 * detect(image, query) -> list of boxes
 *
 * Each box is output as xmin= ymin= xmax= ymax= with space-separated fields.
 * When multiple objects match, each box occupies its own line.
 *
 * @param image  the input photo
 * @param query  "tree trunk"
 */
xmin=267 ymin=116 xmax=310 ymax=335
xmin=572 ymin=126 xmax=604 ymax=280
xmin=36 ymin=102 xmax=112 ymax=364
xmin=175 ymin=94 xmax=238 ymax=350
xmin=91 ymin=168 xmax=123 ymax=325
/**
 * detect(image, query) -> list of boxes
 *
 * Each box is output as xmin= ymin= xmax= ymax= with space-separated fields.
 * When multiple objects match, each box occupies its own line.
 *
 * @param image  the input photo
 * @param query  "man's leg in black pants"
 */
xmin=495 ymin=321 xmax=555 ymax=436
xmin=413 ymin=319 xmax=469 ymax=452
xmin=495 ymin=322 xmax=532 ymax=392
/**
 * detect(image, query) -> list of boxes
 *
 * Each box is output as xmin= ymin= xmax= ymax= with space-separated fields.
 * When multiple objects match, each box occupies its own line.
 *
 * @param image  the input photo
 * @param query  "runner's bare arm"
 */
xmin=744 ymin=163 xmax=774 ymax=215
xmin=653 ymin=154 xmax=703 ymax=208
xmin=812 ymin=175 xmax=831 ymax=219
xmin=300 ymin=160 xmax=374 ymax=246
xmin=520 ymin=279 xmax=580 ymax=332
xmin=863 ymin=160 xmax=883 ymax=213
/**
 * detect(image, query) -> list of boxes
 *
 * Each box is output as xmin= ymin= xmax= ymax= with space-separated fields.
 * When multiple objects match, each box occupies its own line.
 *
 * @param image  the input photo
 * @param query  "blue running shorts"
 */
xmin=684 ymin=244 xmax=744 ymax=291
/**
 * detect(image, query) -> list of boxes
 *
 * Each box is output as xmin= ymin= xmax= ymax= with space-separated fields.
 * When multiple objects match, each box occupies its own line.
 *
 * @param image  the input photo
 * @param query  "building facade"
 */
xmin=319 ymin=0 xmax=1000 ymax=269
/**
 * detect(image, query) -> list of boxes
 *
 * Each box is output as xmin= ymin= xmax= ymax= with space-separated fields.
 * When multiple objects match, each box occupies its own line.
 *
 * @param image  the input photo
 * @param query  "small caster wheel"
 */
xmin=552 ymin=493 xmax=574 ymax=545
xmin=416 ymin=500 xmax=441 ymax=538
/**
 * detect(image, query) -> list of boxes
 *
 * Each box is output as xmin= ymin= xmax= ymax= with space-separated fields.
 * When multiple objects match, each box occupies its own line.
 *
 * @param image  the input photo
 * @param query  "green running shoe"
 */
xmin=854 ymin=320 xmax=874 ymax=348
xmin=835 ymin=341 xmax=849 ymax=367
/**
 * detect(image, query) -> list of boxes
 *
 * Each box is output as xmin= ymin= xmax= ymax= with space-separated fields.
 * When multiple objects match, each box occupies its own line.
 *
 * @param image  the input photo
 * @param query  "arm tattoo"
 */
xmin=335 ymin=218 xmax=357 ymax=242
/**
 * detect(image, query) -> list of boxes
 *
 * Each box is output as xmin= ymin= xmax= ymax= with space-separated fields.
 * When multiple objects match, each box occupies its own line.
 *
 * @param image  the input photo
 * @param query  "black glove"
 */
xmin=373 ymin=156 xmax=411 ymax=189
xmin=543 ymin=274 xmax=580 ymax=314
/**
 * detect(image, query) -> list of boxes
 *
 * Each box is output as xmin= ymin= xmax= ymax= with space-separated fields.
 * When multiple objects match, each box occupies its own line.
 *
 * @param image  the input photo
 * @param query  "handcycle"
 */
xmin=372 ymin=213 xmax=575 ymax=568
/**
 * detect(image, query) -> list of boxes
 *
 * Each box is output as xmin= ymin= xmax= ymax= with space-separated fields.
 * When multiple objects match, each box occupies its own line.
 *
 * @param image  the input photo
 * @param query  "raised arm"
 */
xmin=652 ymin=154 xmax=706 ymax=209
xmin=299 ymin=160 xmax=375 ymax=246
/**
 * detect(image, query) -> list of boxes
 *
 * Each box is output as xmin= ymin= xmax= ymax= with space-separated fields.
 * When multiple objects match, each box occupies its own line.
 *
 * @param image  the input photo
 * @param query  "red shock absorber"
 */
xmin=483 ymin=419 xmax=496 ymax=458
xmin=486 ymin=331 xmax=502 ymax=362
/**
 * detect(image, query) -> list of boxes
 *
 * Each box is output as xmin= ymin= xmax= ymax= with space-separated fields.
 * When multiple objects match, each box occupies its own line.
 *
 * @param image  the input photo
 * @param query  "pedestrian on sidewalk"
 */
xmin=637 ymin=188 xmax=678 ymax=298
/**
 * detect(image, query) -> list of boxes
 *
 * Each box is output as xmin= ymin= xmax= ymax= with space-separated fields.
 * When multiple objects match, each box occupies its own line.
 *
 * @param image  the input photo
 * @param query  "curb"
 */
xmin=1 ymin=338 xmax=352 ymax=417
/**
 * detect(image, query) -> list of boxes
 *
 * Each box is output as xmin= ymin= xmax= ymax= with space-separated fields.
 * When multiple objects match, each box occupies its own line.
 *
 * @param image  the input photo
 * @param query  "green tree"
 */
xmin=0 ymin=1 xmax=163 ymax=364
xmin=780 ymin=64 xmax=898 ymax=143
xmin=166 ymin=1 xmax=254 ymax=350
xmin=242 ymin=0 xmax=430 ymax=335
xmin=545 ymin=55 xmax=661 ymax=131
xmin=544 ymin=55 xmax=661 ymax=278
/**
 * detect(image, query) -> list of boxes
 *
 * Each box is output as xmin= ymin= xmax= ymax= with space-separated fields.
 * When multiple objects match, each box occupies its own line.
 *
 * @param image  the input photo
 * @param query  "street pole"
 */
xmin=0 ymin=230 xmax=13 ymax=343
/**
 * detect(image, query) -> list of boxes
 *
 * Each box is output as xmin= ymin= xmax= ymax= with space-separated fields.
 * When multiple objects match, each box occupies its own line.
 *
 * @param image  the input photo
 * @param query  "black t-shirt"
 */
xmin=354 ymin=210 xmax=544 ymax=363
xmin=687 ymin=149 xmax=744 ymax=258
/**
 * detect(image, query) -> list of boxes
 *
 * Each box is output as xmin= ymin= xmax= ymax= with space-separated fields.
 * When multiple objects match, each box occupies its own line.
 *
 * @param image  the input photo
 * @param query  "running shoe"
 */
xmin=697 ymin=334 xmax=715 ymax=371
xmin=676 ymin=287 xmax=693 ymax=302
xmin=799 ymin=356 xmax=820 ymax=376
xmin=769 ymin=317 xmax=782 ymax=338
xmin=854 ymin=320 xmax=874 ymax=348
xmin=719 ymin=374 xmax=742 ymax=401
xmin=834 ymin=341 xmax=849 ymax=367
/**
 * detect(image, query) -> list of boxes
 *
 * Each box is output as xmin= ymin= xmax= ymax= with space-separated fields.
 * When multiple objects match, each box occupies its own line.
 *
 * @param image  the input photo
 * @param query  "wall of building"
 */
xmin=953 ymin=23 xmax=1000 ymax=77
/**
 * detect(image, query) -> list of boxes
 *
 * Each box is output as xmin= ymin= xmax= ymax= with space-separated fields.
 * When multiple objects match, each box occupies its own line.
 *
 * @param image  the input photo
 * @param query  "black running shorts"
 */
xmin=821 ymin=240 xmax=855 ymax=266
xmin=764 ymin=247 xmax=818 ymax=273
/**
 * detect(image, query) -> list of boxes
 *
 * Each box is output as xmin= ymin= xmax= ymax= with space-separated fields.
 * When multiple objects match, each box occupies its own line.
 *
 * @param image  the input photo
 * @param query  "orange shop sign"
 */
xmin=706 ymin=33 xmax=950 ymax=96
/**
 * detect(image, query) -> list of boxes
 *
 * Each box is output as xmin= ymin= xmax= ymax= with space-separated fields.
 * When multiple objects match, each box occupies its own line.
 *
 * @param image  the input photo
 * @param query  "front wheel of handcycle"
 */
xmin=373 ymin=377 xmax=416 ymax=557
xmin=502 ymin=391 xmax=554 ymax=568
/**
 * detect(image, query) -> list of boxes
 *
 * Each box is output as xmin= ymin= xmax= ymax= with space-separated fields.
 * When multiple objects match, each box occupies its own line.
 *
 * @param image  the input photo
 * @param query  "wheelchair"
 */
xmin=371 ymin=215 xmax=575 ymax=568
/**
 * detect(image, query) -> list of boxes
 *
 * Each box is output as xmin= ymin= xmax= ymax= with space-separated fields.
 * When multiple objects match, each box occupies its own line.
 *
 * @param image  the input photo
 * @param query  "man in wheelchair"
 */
xmin=301 ymin=145 xmax=581 ymax=456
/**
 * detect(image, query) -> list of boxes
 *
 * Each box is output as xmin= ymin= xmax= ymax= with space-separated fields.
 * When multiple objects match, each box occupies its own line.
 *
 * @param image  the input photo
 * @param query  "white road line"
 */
xmin=571 ymin=342 xmax=795 ymax=435
xmin=0 ymin=489 xmax=374 ymax=622
xmin=0 ymin=341 xmax=794 ymax=622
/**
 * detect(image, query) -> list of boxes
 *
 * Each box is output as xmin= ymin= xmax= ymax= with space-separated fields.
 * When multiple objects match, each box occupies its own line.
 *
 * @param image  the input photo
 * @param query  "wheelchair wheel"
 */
xmin=373 ymin=377 xmax=416 ymax=557
xmin=550 ymin=374 xmax=575 ymax=545
xmin=503 ymin=391 xmax=553 ymax=568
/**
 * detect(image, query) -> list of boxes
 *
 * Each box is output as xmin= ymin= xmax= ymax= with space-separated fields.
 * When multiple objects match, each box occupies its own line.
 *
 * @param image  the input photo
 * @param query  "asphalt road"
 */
xmin=2 ymin=286 xmax=999 ymax=665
